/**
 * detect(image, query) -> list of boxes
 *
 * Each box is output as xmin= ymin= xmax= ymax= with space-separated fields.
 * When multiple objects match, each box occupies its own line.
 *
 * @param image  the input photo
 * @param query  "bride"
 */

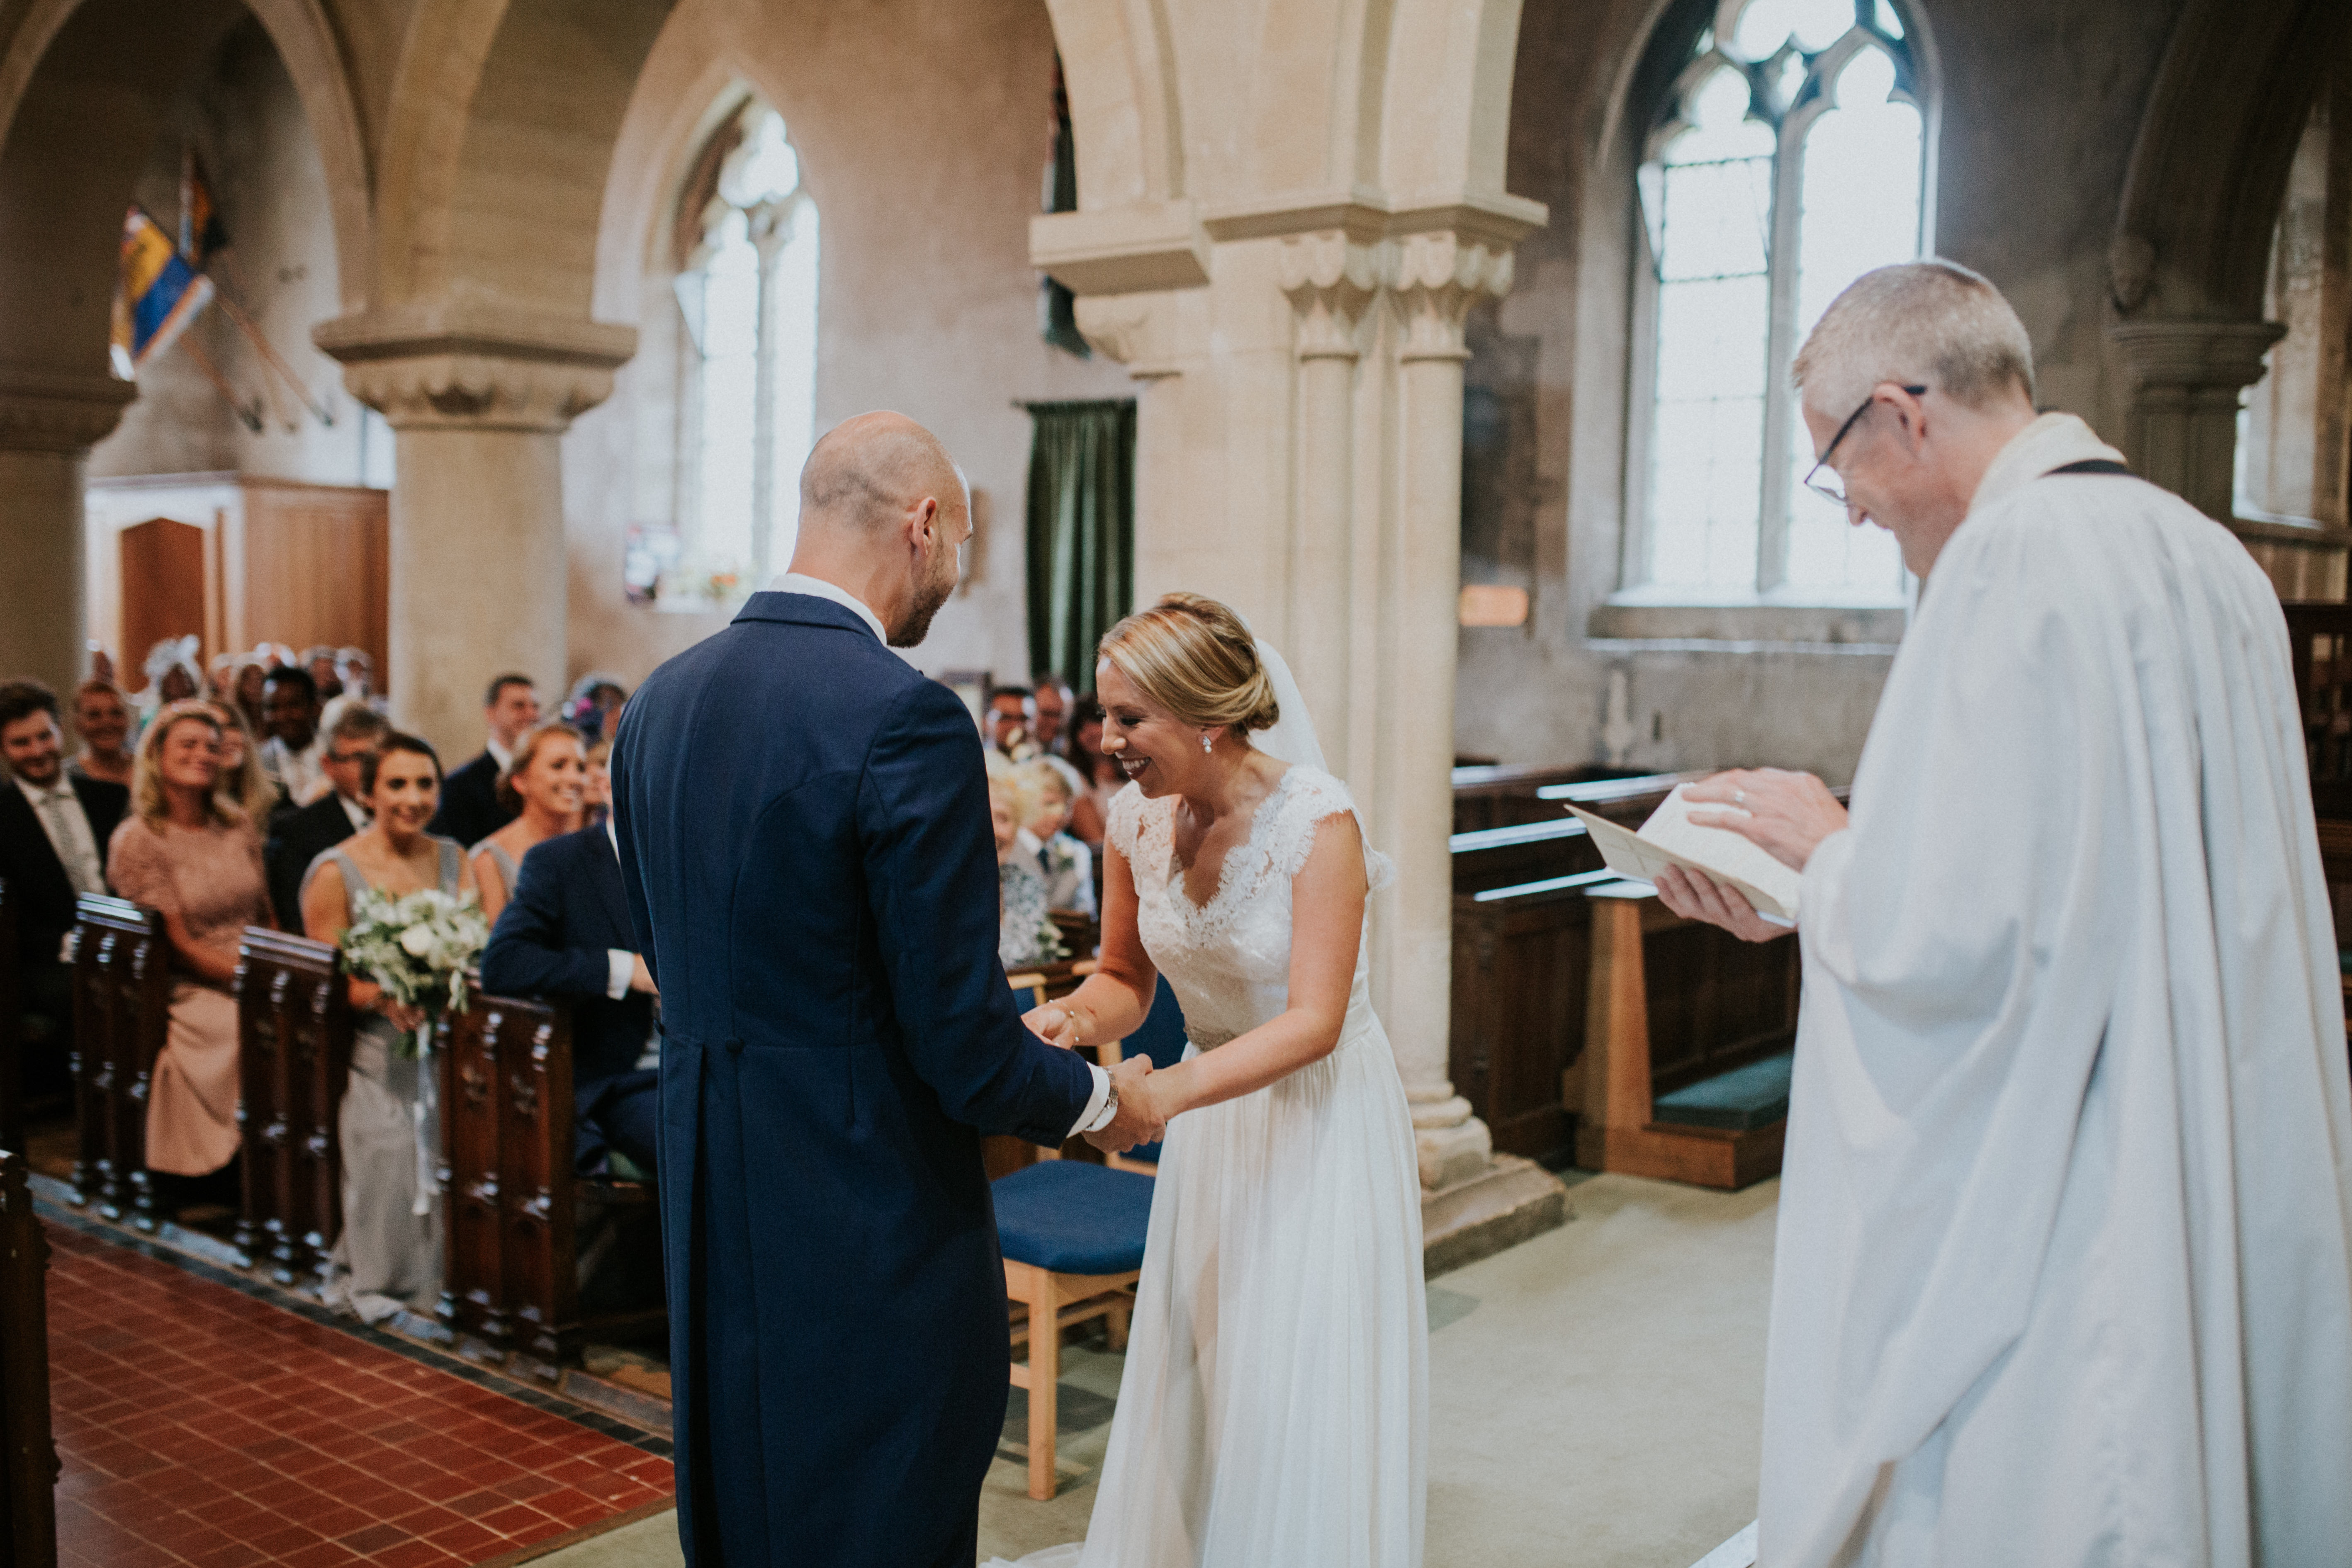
xmin=995 ymin=592 xmax=1427 ymax=1567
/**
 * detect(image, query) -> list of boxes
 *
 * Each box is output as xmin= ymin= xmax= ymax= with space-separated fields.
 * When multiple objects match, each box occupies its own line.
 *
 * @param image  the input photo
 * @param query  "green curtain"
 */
xmin=1024 ymin=399 xmax=1136 ymax=692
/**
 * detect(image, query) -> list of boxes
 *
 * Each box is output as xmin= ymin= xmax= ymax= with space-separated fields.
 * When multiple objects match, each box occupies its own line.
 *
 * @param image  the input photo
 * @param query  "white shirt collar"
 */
xmin=14 ymin=771 xmax=72 ymax=805
xmin=1970 ymin=413 xmax=2128 ymax=517
xmin=775 ymin=572 xmax=888 ymax=643
xmin=337 ymin=792 xmax=371 ymax=831
xmin=486 ymin=736 xmax=514 ymax=771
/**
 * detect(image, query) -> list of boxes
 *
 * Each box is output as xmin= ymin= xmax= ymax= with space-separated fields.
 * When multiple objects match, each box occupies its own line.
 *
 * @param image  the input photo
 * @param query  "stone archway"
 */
xmin=0 ymin=0 xmax=373 ymax=695
xmin=1037 ymin=0 xmax=1562 ymax=1248
xmin=2106 ymin=0 xmax=2352 ymax=518
xmin=312 ymin=0 xmax=671 ymax=757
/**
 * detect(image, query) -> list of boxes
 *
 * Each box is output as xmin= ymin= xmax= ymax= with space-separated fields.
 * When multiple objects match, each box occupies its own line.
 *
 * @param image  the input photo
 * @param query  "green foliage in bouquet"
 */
xmin=338 ymin=886 xmax=491 ymax=1055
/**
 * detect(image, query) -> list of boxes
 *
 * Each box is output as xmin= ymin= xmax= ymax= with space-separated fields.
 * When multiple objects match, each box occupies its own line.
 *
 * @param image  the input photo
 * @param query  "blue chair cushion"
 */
xmin=992 ymin=1160 xmax=1155 ymax=1276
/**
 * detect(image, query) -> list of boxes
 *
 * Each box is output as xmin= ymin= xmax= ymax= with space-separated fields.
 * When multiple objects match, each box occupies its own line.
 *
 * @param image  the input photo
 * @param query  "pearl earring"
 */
xmin=1200 ymin=731 xmax=1214 ymax=754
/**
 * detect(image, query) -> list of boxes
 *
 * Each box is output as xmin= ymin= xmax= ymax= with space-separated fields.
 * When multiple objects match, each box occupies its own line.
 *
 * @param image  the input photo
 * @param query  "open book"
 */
xmin=1567 ymin=785 xmax=1802 ymax=925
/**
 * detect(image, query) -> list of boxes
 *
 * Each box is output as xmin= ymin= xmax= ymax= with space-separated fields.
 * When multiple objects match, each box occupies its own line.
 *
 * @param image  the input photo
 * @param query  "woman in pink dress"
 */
xmin=107 ymin=700 xmax=274 ymax=1196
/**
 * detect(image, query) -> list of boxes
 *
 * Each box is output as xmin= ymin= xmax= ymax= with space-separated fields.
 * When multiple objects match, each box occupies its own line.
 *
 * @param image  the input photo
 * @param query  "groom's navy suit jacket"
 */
xmin=612 ymin=592 xmax=1095 ymax=1567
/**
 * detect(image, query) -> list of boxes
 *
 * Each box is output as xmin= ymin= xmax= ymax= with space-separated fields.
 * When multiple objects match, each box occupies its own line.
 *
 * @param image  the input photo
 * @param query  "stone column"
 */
xmin=315 ymin=307 xmax=634 ymax=761
xmin=1279 ymin=234 xmax=1382 ymax=772
xmin=1388 ymin=233 xmax=1511 ymax=1191
xmin=0 ymin=371 xmax=136 ymax=694
xmin=2109 ymin=319 xmax=2285 ymax=520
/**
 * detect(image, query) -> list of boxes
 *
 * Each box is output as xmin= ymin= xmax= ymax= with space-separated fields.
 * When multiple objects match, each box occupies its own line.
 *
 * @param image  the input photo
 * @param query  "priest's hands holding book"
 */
xmin=1655 ymin=768 xmax=1849 ymax=943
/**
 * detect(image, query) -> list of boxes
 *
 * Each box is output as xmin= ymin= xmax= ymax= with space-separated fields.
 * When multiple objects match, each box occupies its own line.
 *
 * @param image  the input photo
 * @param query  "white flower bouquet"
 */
xmin=338 ymin=887 xmax=491 ymax=1055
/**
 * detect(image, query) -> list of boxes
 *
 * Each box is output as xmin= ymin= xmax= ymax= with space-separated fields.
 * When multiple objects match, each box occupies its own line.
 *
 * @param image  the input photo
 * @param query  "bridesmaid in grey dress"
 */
xmin=467 ymin=721 xmax=586 ymax=923
xmin=300 ymin=733 xmax=476 ymax=1322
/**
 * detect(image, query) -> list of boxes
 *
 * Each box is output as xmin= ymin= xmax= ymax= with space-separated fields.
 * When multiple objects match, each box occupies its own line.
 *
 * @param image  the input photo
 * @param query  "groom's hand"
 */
xmin=1085 ymin=1055 xmax=1166 ymax=1153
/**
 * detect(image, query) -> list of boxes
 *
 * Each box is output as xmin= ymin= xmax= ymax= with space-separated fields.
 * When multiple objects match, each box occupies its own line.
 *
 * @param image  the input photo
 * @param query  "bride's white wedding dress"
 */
xmin=995 ymin=764 xmax=1428 ymax=1567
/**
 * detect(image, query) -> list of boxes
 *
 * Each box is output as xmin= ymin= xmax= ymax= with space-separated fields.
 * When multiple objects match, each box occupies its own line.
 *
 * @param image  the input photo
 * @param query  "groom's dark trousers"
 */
xmin=613 ymin=592 xmax=1096 ymax=1566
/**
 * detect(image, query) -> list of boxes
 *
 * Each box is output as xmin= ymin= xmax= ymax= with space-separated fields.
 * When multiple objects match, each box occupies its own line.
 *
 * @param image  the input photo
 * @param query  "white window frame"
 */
xmin=1616 ymin=0 xmax=1936 ymax=614
xmin=667 ymin=101 xmax=819 ymax=603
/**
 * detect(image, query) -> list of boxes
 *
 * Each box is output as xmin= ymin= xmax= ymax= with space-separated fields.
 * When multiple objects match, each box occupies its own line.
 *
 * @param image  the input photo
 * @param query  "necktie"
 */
xmin=36 ymin=787 xmax=102 ymax=897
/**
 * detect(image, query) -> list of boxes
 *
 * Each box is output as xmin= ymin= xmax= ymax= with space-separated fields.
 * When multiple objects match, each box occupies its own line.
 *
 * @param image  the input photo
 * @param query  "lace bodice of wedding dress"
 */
xmin=1106 ymin=764 xmax=1392 ymax=1051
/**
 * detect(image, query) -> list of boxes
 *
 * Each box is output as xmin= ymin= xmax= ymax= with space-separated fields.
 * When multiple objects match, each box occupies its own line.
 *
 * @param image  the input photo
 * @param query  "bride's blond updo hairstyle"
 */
xmin=1096 ymin=592 xmax=1281 ymax=739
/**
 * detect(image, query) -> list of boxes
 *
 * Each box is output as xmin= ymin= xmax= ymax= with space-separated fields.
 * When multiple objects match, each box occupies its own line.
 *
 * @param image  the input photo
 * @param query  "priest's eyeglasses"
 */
xmin=1803 ymin=384 xmax=1929 ymax=508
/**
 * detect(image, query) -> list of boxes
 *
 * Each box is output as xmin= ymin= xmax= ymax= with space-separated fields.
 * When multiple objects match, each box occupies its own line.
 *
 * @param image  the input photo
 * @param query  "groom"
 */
xmin=613 ymin=412 xmax=1162 ymax=1566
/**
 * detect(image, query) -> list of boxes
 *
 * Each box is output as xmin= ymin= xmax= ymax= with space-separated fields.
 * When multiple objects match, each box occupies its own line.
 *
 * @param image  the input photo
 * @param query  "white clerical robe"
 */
xmin=1761 ymin=413 xmax=2352 ymax=1566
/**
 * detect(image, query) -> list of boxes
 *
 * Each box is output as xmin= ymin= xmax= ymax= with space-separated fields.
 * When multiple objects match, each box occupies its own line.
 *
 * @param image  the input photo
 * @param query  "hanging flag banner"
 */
xmin=112 ymin=206 xmax=214 ymax=375
xmin=179 ymin=146 xmax=230 ymax=265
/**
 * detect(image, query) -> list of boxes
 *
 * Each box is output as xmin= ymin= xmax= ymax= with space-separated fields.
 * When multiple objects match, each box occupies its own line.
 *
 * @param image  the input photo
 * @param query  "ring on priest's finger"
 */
xmin=1734 ymin=789 xmax=1748 ymax=805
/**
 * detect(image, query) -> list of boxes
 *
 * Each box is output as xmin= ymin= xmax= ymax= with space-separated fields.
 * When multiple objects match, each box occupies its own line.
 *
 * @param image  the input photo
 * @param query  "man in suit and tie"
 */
xmin=613 ymin=412 xmax=1162 ymax=1567
xmin=479 ymin=822 xmax=660 ymax=1175
xmin=264 ymin=705 xmax=389 ymax=929
xmin=0 ymin=679 xmax=129 ymax=1108
xmin=426 ymin=672 xmax=540 ymax=848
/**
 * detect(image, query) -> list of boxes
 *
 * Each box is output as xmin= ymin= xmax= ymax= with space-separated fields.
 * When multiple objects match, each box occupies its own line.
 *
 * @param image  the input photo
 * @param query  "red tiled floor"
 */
xmin=45 ymin=1221 xmax=673 ymax=1568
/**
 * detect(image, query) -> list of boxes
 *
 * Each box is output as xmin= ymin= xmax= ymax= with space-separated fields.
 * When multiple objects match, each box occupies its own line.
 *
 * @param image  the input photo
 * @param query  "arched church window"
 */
xmin=672 ymin=102 xmax=820 ymax=596
xmin=1626 ymin=0 xmax=1929 ymax=603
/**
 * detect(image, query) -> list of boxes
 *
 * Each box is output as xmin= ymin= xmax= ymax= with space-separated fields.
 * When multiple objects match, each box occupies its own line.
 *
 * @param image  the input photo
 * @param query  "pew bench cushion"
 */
xmin=1652 ymin=1050 xmax=1793 ymax=1133
xmin=993 ymin=1161 xmax=1155 ymax=1276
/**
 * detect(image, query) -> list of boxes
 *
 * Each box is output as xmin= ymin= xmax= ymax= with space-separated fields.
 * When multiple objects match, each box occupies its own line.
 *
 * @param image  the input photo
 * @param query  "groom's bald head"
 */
xmin=788 ymin=411 xmax=968 ymax=647
xmin=800 ymin=411 xmax=966 ymax=535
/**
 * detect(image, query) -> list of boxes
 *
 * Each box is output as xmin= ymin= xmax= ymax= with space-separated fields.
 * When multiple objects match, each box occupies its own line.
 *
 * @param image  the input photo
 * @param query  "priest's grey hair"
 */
xmin=1793 ymin=260 xmax=2036 ymax=416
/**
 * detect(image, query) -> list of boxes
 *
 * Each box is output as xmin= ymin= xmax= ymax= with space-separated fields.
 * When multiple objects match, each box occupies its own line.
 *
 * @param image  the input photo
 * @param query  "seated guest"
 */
xmin=987 ymin=684 xmax=1038 ymax=762
xmin=581 ymin=737 xmax=614 ymax=827
xmin=0 ymin=679 xmax=129 ymax=1108
xmin=470 ymin=722 xmax=586 ymax=922
xmin=990 ymin=774 xmax=1058 ymax=968
xmin=563 ymin=673 xmax=628 ymax=745
xmin=302 ymin=732 xmax=471 ymax=1323
xmin=260 ymin=666 xmax=330 ymax=807
xmin=232 ymin=657 xmax=269 ymax=737
xmin=67 ymin=678 xmax=134 ymax=787
xmin=264 ymin=705 xmax=388 ymax=929
xmin=207 ymin=700 xmax=283 ymax=825
xmin=106 ymin=702 xmax=272 ymax=1198
xmin=1017 ymin=758 xmax=1096 ymax=918
xmin=300 ymin=645 xmax=343 ymax=703
xmin=480 ymin=823 xmax=660 ymax=1177
xmin=1064 ymin=693 xmax=1122 ymax=850
xmin=428 ymin=672 xmax=540 ymax=847
xmin=139 ymin=637 xmax=203 ymax=728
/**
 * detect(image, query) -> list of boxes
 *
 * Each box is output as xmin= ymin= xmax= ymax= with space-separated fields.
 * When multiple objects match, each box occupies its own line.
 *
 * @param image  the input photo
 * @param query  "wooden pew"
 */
xmin=2283 ymin=601 xmax=2352 ymax=819
xmin=0 ymin=1148 xmax=58 ymax=1567
xmin=436 ymin=990 xmax=661 ymax=1378
xmin=232 ymin=929 xmax=354 ymax=1287
xmin=67 ymin=896 xmax=167 ymax=1230
xmin=1 ymin=878 xmax=20 ymax=1157
xmin=1574 ymin=882 xmax=1795 ymax=1189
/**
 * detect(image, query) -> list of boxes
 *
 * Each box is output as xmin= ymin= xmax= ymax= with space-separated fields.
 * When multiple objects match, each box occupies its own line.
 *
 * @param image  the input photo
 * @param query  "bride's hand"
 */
xmin=1023 ymin=1002 xmax=1082 ymax=1049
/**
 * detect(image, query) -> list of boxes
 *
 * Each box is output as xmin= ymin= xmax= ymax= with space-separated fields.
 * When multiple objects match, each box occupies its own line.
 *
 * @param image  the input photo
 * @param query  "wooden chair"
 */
xmin=437 ymin=989 xmax=661 ymax=1378
xmin=2284 ymin=603 xmax=2352 ymax=819
xmin=232 ymin=929 xmax=355 ymax=1286
xmin=0 ymin=1148 xmax=58 ymax=1567
xmin=993 ymin=1159 xmax=1155 ymax=1500
xmin=67 ymin=896 xmax=168 ymax=1230
xmin=1572 ymin=882 xmax=1795 ymax=1190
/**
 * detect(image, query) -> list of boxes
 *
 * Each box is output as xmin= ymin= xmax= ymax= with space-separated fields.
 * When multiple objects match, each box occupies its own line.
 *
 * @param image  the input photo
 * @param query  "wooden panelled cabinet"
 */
xmin=84 ymin=474 xmax=389 ymax=683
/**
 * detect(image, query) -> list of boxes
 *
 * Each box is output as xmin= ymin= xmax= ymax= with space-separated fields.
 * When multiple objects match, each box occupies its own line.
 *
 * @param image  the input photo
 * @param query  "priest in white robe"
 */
xmin=1656 ymin=260 xmax=2352 ymax=1567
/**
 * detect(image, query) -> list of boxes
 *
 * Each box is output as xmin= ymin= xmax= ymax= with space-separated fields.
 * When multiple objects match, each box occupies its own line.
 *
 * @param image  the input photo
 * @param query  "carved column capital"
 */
xmin=314 ymin=301 xmax=637 ymax=433
xmin=1390 ymin=232 xmax=1514 ymax=363
xmin=2108 ymin=317 xmax=2284 ymax=391
xmin=1073 ymin=292 xmax=1187 ymax=380
xmin=1279 ymin=233 xmax=1386 ymax=361
xmin=0 ymin=368 xmax=137 ymax=453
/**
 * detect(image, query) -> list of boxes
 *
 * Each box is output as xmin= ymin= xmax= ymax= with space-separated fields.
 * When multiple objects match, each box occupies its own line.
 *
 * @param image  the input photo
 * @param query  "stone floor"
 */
xmin=538 ymin=1171 xmax=1779 ymax=1568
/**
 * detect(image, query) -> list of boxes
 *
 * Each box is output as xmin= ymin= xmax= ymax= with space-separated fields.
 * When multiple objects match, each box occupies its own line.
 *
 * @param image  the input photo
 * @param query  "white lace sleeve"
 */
xmin=1271 ymin=768 xmax=1396 ymax=893
xmin=1104 ymin=781 xmax=1146 ymax=862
